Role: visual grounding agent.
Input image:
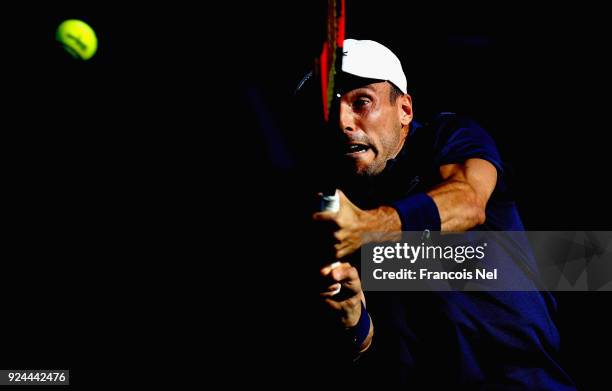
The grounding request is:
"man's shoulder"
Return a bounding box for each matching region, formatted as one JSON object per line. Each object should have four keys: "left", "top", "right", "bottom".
{"left": 411, "top": 112, "right": 489, "bottom": 140}
{"left": 410, "top": 112, "right": 500, "bottom": 167}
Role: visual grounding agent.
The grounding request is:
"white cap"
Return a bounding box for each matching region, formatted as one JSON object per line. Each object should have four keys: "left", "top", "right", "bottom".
{"left": 341, "top": 39, "right": 407, "bottom": 94}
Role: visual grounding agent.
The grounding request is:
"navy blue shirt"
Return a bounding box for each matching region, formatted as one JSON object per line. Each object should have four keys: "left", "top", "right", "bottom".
{"left": 341, "top": 113, "right": 576, "bottom": 389}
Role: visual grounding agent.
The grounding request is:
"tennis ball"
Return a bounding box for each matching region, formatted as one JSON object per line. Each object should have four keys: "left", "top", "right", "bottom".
{"left": 56, "top": 19, "right": 98, "bottom": 60}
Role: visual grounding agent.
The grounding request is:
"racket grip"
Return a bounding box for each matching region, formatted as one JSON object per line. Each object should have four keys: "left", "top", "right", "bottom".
{"left": 320, "top": 190, "right": 340, "bottom": 212}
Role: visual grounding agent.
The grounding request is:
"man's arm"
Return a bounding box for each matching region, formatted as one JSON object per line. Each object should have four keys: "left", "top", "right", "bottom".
{"left": 427, "top": 158, "right": 497, "bottom": 232}
{"left": 313, "top": 158, "right": 498, "bottom": 258}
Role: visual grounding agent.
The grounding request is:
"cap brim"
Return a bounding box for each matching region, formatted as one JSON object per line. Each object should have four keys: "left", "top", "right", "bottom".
{"left": 336, "top": 71, "right": 386, "bottom": 96}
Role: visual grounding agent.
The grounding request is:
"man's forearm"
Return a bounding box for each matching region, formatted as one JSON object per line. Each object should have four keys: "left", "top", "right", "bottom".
{"left": 381, "top": 181, "right": 484, "bottom": 233}
{"left": 361, "top": 205, "right": 403, "bottom": 233}
{"left": 427, "top": 180, "right": 486, "bottom": 231}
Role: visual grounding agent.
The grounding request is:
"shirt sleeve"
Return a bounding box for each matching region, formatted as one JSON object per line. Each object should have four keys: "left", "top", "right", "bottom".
{"left": 432, "top": 113, "right": 504, "bottom": 175}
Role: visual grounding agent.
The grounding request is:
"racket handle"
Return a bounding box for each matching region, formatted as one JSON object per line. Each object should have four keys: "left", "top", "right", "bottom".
{"left": 320, "top": 190, "right": 340, "bottom": 212}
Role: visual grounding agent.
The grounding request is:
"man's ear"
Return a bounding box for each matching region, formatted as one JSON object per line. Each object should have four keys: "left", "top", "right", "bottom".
{"left": 398, "top": 94, "right": 413, "bottom": 128}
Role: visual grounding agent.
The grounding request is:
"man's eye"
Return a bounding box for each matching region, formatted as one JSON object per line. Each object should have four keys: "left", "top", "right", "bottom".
{"left": 353, "top": 98, "right": 371, "bottom": 109}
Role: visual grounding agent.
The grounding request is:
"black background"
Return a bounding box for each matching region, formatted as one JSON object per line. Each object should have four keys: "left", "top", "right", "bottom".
{"left": 3, "top": 1, "right": 611, "bottom": 389}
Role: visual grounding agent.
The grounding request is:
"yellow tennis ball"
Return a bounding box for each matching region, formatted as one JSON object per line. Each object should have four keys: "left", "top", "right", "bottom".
{"left": 56, "top": 19, "right": 98, "bottom": 60}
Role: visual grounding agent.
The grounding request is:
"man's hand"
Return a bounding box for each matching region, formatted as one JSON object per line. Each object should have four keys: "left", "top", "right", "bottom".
{"left": 320, "top": 262, "right": 373, "bottom": 351}
{"left": 320, "top": 262, "right": 364, "bottom": 326}
{"left": 313, "top": 190, "right": 402, "bottom": 259}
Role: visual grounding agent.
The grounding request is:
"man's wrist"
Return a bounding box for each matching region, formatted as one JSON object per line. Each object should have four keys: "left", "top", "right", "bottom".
{"left": 391, "top": 192, "right": 441, "bottom": 232}
{"left": 346, "top": 301, "right": 372, "bottom": 350}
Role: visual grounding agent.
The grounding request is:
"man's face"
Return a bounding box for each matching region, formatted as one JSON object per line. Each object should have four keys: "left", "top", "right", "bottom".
{"left": 336, "top": 81, "right": 412, "bottom": 176}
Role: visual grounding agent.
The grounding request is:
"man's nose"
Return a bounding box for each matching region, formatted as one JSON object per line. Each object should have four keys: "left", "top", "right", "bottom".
{"left": 338, "top": 102, "right": 356, "bottom": 134}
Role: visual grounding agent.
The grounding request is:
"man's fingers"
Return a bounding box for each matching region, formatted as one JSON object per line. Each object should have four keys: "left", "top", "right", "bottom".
{"left": 334, "top": 240, "right": 352, "bottom": 257}
{"left": 320, "top": 261, "right": 342, "bottom": 276}
{"left": 330, "top": 263, "right": 359, "bottom": 283}
{"left": 320, "top": 262, "right": 360, "bottom": 290}
{"left": 320, "top": 283, "right": 342, "bottom": 297}
{"left": 333, "top": 230, "right": 348, "bottom": 242}
{"left": 320, "top": 262, "right": 344, "bottom": 296}
{"left": 336, "top": 245, "right": 358, "bottom": 260}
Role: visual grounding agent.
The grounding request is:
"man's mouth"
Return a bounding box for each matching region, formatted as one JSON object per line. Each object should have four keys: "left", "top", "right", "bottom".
{"left": 344, "top": 143, "right": 372, "bottom": 156}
